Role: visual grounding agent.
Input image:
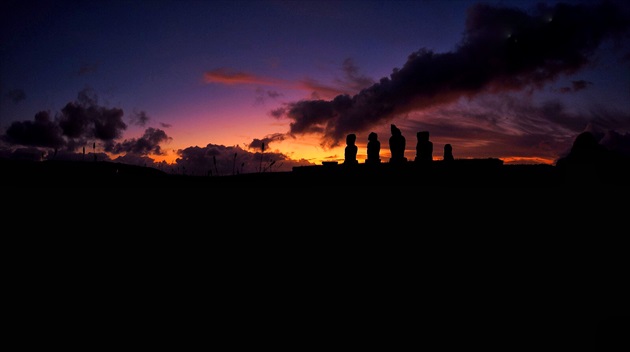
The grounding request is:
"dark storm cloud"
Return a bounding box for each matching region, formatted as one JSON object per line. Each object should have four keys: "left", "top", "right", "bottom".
{"left": 2, "top": 111, "right": 65, "bottom": 149}
{"left": 559, "top": 80, "right": 593, "bottom": 93}
{"left": 276, "top": 1, "right": 630, "bottom": 148}
{"left": 5, "top": 89, "right": 26, "bottom": 103}
{"left": 59, "top": 101, "right": 126, "bottom": 141}
{"left": 1, "top": 89, "right": 135, "bottom": 158}
{"left": 247, "top": 133, "right": 286, "bottom": 151}
{"left": 108, "top": 127, "right": 171, "bottom": 155}
{"left": 49, "top": 87, "right": 127, "bottom": 143}
{"left": 337, "top": 58, "right": 375, "bottom": 93}
{"left": 130, "top": 109, "right": 150, "bottom": 126}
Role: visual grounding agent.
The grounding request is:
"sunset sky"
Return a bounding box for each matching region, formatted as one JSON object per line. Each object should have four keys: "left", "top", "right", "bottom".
{"left": 1, "top": 0, "right": 629, "bottom": 175}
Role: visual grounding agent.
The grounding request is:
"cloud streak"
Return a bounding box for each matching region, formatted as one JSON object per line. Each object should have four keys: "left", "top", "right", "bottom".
{"left": 273, "top": 1, "right": 630, "bottom": 149}
{"left": 203, "top": 68, "right": 280, "bottom": 85}
{"left": 403, "top": 93, "right": 630, "bottom": 163}
{"left": 205, "top": 58, "right": 375, "bottom": 101}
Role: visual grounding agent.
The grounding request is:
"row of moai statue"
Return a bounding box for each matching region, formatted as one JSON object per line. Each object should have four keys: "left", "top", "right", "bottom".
{"left": 344, "top": 124, "right": 454, "bottom": 164}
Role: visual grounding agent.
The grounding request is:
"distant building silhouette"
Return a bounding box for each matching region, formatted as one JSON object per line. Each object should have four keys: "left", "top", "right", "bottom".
{"left": 366, "top": 132, "right": 381, "bottom": 164}
{"left": 389, "top": 124, "right": 407, "bottom": 163}
{"left": 414, "top": 131, "right": 433, "bottom": 163}
{"left": 443, "top": 143, "right": 454, "bottom": 161}
{"left": 344, "top": 133, "right": 358, "bottom": 165}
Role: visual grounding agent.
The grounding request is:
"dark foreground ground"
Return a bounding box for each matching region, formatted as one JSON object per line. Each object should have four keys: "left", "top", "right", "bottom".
{"left": 2, "top": 157, "right": 627, "bottom": 348}
{"left": 2, "top": 157, "right": 629, "bottom": 188}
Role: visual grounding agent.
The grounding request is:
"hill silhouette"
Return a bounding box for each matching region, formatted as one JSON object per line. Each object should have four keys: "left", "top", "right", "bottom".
{"left": 2, "top": 131, "right": 628, "bottom": 188}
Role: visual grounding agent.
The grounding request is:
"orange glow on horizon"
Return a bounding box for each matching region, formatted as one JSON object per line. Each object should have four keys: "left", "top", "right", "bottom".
{"left": 137, "top": 145, "right": 558, "bottom": 167}
{"left": 150, "top": 152, "right": 177, "bottom": 164}
{"left": 501, "top": 156, "right": 555, "bottom": 165}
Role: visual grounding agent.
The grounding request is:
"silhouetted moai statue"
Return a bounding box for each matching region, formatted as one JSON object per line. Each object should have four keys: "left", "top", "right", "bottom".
{"left": 443, "top": 143, "right": 454, "bottom": 161}
{"left": 366, "top": 132, "right": 381, "bottom": 164}
{"left": 389, "top": 124, "right": 407, "bottom": 163}
{"left": 414, "top": 131, "right": 433, "bottom": 163}
{"left": 344, "top": 133, "right": 358, "bottom": 165}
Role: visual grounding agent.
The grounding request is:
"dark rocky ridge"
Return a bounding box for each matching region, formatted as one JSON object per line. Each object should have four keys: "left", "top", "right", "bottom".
{"left": 1, "top": 156, "right": 627, "bottom": 188}
{"left": 2, "top": 131, "right": 628, "bottom": 188}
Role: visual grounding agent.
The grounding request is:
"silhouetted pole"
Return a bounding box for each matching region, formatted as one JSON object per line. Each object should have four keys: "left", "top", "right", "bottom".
{"left": 259, "top": 142, "right": 265, "bottom": 173}
{"left": 232, "top": 152, "right": 237, "bottom": 175}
